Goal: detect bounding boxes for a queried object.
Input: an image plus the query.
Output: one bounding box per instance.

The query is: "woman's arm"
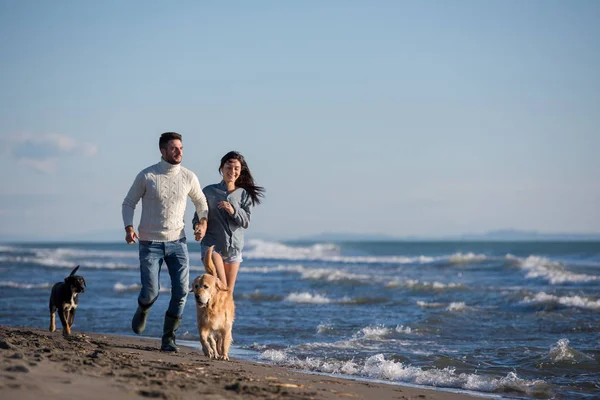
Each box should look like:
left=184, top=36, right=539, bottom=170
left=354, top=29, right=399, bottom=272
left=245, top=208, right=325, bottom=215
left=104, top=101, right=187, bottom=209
left=226, top=191, right=252, bottom=229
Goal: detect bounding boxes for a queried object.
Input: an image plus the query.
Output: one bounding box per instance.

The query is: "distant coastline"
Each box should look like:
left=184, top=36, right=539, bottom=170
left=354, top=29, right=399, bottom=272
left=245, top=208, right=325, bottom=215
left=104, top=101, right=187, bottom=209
left=293, top=229, right=600, bottom=242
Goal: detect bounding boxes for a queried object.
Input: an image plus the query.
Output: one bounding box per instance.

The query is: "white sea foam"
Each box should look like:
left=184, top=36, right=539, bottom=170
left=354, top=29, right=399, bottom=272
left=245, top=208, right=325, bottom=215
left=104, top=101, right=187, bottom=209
left=0, top=281, right=52, bottom=290
left=258, top=352, right=549, bottom=396
left=388, top=279, right=465, bottom=291
left=522, top=292, right=600, bottom=310
left=417, top=301, right=446, bottom=308
left=241, top=264, right=306, bottom=274
left=299, top=268, right=372, bottom=282
left=316, top=323, right=334, bottom=334
left=244, top=240, right=339, bottom=260
left=284, top=292, right=333, bottom=304
left=241, top=264, right=373, bottom=283
left=37, top=248, right=138, bottom=259
left=284, top=292, right=353, bottom=304
left=513, top=255, right=599, bottom=284
left=112, top=282, right=171, bottom=293
left=0, top=246, right=21, bottom=253
left=395, top=325, right=413, bottom=334
left=113, top=282, right=141, bottom=292
left=446, top=302, right=469, bottom=312
left=297, top=324, right=416, bottom=351
left=196, top=239, right=493, bottom=267
left=547, top=339, right=594, bottom=362
left=1, top=255, right=134, bottom=270
left=243, top=239, right=436, bottom=264
left=448, top=252, right=488, bottom=263
left=355, top=325, right=394, bottom=340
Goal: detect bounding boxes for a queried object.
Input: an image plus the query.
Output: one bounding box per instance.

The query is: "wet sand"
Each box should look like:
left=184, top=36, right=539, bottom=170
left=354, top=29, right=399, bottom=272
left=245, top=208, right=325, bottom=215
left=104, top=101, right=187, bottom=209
left=0, top=325, right=482, bottom=400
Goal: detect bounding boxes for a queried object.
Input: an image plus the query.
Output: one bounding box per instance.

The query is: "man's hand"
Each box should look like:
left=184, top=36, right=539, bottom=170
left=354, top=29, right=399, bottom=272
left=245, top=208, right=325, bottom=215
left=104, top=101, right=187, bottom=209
left=125, top=225, right=138, bottom=244
left=194, top=219, right=207, bottom=241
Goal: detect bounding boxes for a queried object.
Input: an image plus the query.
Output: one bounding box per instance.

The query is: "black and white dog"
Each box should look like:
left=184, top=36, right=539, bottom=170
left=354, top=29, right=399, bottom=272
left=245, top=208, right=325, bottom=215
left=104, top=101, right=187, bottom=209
left=49, top=265, right=86, bottom=337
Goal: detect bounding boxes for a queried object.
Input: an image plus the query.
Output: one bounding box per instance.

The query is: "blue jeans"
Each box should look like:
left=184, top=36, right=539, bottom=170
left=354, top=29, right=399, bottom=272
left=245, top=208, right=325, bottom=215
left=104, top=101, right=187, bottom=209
left=138, top=238, right=189, bottom=318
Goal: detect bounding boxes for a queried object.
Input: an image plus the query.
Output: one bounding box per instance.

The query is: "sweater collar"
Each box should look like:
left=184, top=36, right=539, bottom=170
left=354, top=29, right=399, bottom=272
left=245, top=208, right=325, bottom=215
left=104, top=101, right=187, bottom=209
left=218, top=180, right=239, bottom=193
left=159, top=158, right=181, bottom=175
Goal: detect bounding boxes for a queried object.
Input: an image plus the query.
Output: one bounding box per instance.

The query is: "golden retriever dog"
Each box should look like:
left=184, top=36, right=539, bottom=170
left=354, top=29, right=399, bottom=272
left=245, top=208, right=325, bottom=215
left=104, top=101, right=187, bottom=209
left=190, top=246, right=235, bottom=360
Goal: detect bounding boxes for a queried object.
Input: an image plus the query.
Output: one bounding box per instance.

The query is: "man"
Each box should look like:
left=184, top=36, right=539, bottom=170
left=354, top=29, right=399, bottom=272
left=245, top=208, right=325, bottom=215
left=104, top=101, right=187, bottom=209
left=122, top=132, right=208, bottom=352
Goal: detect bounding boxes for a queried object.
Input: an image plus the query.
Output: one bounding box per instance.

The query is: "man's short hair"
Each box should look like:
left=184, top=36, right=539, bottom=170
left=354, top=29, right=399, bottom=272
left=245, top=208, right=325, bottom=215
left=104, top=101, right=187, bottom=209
left=159, top=132, right=183, bottom=149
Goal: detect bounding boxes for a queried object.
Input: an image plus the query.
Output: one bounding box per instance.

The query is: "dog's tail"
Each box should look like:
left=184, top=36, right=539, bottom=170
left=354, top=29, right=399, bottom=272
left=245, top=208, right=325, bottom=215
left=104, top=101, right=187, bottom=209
left=69, top=265, right=80, bottom=277
left=204, top=246, right=217, bottom=277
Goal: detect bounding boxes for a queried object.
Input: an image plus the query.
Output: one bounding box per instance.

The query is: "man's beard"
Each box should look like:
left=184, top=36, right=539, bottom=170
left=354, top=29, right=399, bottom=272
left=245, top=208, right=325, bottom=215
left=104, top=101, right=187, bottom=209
left=165, top=155, right=182, bottom=165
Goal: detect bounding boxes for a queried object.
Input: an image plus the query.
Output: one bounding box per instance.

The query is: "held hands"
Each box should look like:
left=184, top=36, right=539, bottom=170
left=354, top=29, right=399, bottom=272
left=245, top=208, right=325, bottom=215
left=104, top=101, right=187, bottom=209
left=125, top=226, right=138, bottom=244
left=218, top=201, right=234, bottom=215
left=194, top=220, right=207, bottom=242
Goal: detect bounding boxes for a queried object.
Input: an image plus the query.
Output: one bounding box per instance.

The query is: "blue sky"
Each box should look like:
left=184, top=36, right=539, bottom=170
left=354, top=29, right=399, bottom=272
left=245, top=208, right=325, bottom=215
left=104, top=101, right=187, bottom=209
left=1, top=1, right=598, bottom=241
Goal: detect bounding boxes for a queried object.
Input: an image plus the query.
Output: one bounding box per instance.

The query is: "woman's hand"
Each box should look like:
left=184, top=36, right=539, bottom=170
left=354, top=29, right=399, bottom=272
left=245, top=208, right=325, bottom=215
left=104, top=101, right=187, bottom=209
left=218, top=201, right=235, bottom=215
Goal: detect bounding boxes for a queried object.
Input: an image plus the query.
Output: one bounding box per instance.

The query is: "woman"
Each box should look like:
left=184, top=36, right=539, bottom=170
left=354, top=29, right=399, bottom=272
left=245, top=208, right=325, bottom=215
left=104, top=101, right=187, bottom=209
left=192, top=151, right=265, bottom=294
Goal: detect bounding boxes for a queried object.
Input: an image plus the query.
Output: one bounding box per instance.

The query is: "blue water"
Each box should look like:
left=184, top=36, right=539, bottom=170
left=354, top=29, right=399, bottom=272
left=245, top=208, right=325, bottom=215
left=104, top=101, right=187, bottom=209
left=1, top=240, right=599, bottom=399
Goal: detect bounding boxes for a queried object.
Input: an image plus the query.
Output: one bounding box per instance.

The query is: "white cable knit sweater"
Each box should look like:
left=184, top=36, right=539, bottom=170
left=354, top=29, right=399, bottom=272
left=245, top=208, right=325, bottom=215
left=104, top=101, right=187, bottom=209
left=122, top=159, right=208, bottom=242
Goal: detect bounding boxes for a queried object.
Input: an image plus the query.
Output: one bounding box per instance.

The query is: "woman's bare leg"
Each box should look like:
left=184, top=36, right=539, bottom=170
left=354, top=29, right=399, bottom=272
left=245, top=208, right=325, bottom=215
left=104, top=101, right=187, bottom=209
left=224, top=262, right=240, bottom=294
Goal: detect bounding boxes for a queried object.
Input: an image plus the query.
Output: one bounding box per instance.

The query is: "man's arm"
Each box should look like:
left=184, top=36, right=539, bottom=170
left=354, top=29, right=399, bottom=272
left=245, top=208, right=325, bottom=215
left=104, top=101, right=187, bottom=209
left=189, top=175, right=208, bottom=241
left=122, top=172, right=145, bottom=244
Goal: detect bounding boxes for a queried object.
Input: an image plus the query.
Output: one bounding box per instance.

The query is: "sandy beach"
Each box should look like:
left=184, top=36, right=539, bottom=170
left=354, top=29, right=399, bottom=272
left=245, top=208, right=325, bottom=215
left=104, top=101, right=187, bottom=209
left=0, top=325, right=484, bottom=400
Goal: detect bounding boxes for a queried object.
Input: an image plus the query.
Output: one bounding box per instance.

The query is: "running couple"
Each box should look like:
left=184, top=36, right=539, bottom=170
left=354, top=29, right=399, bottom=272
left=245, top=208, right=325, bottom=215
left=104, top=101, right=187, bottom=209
left=121, top=132, right=264, bottom=352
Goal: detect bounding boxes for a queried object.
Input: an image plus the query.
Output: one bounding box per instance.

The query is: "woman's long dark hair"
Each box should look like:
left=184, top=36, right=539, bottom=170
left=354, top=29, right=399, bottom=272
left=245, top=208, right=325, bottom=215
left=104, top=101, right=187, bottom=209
left=220, top=151, right=265, bottom=206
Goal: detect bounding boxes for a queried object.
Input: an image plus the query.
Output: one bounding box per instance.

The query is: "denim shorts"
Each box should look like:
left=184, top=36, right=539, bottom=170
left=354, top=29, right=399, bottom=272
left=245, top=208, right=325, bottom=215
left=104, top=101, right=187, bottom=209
left=201, top=244, right=243, bottom=264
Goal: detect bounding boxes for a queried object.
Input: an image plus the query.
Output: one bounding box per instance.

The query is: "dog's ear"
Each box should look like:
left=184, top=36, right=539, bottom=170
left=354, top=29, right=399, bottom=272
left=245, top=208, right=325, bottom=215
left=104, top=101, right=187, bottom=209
left=216, top=279, right=229, bottom=292
left=69, top=265, right=80, bottom=277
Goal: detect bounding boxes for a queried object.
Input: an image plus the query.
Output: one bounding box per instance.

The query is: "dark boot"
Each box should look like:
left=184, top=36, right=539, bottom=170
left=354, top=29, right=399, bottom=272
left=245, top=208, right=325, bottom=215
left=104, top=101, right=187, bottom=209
left=131, top=304, right=150, bottom=334
left=161, top=313, right=181, bottom=352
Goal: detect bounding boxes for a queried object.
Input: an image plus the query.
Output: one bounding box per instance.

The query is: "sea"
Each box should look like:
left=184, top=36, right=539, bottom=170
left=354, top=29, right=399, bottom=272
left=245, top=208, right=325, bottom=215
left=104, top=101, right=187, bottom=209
left=1, top=240, right=599, bottom=399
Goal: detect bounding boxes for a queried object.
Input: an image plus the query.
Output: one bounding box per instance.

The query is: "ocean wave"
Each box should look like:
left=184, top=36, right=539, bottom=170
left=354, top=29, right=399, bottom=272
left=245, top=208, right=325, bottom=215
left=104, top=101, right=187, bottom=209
left=284, top=292, right=341, bottom=304
left=244, top=240, right=340, bottom=259
left=316, top=323, right=336, bottom=334
left=415, top=301, right=472, bottom=312
left=284, top=291, right=369, bottom=305
left=386, top=279, right=466, bottom=291
left=547, top=339, right=595, bottom=363
left=39, top=248, right=138, bottom=259
left=509, top=255, right=599, bottom=284
left=241, top=264, right=306, bottom=274
left=416, top=301, right=446, bottom=308
left=258, top=352, right=550, bottom=397
left=0, top=245, right=138, bottom=259
left=242, top=240, right=505, bottom=267
left=0, top=281, right=52, bottom=290
left=241, top=264, right=373, bottom=283
left=448, top=252, right=488, bottom=264
left=354, top=325, right=394, bottom=340
left=299, top=268, right=372, bottom=282
left=446, top=302, right=469, bottom=312
left=522, top=292, right=600, bottom=310
left=395, top=325, right=413, bottom=334
left=237, top=290, right=283, bottom=302
left=244, top=240, right=437, bottom=264
left=0, top=255, right=135, bottom=270
left=314, top=324, right=415, bottom=346
left=112, top=282, right=171, bottom=293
